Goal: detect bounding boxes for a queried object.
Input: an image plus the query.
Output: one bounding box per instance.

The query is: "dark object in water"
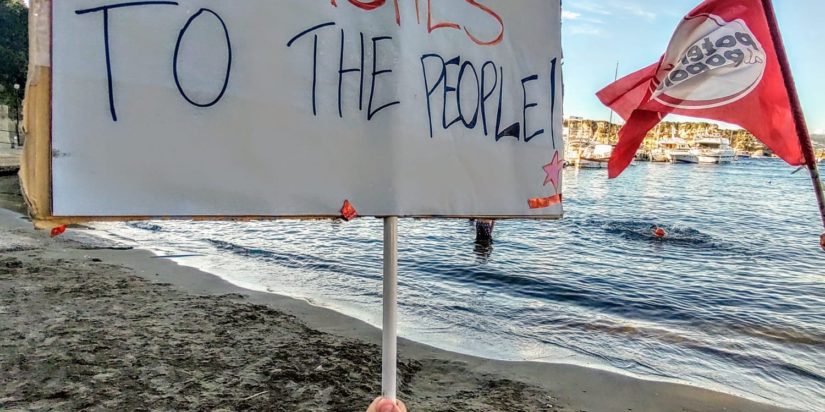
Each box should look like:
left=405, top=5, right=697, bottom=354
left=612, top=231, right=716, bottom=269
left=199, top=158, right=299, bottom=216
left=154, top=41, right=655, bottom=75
left=475, top=219, right=495, bottom=243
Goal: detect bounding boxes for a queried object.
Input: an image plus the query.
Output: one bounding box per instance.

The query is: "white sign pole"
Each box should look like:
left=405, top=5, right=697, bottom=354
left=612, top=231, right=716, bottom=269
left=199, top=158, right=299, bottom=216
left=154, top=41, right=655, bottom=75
left=382, top=216, right=399, bottom=401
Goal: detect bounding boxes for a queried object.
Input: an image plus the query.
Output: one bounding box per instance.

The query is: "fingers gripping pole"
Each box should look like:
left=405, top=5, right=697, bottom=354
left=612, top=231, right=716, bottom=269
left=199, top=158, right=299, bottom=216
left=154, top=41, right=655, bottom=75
left=382, top=217, right=398, bottom=401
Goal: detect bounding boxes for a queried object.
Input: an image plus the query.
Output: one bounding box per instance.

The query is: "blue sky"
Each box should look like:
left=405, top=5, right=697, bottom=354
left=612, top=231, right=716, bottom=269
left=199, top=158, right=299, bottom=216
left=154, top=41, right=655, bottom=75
left=562, top=0, right=825, bottom=134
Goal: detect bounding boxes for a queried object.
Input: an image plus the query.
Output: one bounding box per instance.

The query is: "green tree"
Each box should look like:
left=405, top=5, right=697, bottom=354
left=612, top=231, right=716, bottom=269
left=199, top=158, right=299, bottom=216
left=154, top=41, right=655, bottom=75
left=0, top=0, right=28, bottom=117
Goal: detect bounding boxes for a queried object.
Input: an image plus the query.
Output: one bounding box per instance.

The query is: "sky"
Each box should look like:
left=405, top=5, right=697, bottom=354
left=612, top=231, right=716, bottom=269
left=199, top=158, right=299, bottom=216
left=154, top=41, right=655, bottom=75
left=562, top=0, right=825, bottom=134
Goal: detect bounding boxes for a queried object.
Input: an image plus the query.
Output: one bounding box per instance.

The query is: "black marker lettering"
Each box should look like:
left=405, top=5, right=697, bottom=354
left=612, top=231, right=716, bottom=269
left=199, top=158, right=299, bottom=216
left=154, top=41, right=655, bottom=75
left=338, top=30, right=365, bottom=118
left=287, top=22, right=337, bottom=116
left=495, top=66, right=520, bottom=141
left=549, top=57, right=557, bottom=149
left=421, top=53, right=446, bottom=138
left=456, top=60, right=480, bottom=129
left=75, top=1, right=179, bottom=122
left=367, top=36, right=400, bottom=120
left=442, top=56, right=461, bottom=129
left=173, top=8, right=232, bottom=108
left=479, top=61, right=497, bottom=136
left=521, top=74, right=544, bottom=142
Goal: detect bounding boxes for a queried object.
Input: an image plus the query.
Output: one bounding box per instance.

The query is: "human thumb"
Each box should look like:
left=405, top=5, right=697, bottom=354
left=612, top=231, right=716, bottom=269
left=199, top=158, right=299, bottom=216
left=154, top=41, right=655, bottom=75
left=378, top=399, right=397, bottom=412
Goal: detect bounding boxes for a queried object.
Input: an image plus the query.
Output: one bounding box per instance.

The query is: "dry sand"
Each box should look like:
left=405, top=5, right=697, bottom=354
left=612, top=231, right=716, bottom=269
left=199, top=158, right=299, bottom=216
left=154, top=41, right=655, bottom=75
left=0, top=176, right=798, bottom=411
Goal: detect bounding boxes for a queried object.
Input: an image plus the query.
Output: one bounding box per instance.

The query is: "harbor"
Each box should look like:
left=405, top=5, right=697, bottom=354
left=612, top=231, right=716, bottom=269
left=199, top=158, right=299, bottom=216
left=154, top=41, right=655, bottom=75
left=563, top=116, right=825, bottom=169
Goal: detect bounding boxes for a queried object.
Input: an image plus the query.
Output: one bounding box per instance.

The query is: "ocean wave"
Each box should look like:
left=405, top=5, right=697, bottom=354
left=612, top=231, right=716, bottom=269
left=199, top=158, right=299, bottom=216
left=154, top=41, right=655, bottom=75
left=687, top=343, right=825, bottom=383
left=126, top=221, right=163, bottom=232
left=206, top=239, right=380, bottom=281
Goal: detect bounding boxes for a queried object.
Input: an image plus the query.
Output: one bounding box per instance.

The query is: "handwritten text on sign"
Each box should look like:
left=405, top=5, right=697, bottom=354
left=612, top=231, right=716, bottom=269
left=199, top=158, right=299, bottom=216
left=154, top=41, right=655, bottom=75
left=52, top=0, right=563, bottom=218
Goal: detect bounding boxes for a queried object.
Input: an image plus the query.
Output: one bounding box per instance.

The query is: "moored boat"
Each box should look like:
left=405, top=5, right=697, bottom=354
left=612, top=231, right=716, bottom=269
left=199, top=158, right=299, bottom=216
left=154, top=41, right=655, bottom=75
left=576, top=144, right=613, bottom=169
left=651, top=138, right=697, bottom=163
left=670, top=148, right=699, bottom=164
left=693, top=137, right=736, bottom=164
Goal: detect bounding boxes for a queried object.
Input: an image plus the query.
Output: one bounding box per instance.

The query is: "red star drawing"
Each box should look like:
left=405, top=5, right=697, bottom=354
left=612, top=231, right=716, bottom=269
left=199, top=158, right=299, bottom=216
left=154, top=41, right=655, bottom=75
left=543, top=151, right=563, bottom=192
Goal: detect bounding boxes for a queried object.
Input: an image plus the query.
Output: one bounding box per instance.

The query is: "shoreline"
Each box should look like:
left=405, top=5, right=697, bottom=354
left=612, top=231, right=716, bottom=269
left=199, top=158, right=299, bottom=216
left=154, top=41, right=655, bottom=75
left=0, top=205, right=799, bottom=411
left=90, top=228, right=788, bottom=407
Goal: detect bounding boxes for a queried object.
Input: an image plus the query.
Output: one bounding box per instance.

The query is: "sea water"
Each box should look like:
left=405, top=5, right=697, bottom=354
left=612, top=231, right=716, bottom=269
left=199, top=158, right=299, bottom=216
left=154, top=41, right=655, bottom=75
left=88, top=159, right=825, bottom=410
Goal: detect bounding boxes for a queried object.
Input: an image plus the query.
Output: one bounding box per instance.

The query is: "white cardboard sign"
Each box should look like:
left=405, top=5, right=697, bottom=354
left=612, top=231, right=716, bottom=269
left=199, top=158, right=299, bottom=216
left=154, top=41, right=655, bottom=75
left=51, top=0, right=564, bottom=218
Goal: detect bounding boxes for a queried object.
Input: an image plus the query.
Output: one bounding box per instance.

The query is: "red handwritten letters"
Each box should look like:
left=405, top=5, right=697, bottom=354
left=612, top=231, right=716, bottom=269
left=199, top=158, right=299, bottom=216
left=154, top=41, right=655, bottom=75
left=331, top=0, right=504, bottom=45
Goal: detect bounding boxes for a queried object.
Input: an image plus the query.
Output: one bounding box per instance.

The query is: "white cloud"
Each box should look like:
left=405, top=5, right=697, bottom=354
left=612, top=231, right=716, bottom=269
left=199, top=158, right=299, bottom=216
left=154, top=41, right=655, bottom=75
left=561, top=5, right=605, bottom=25
left=562, top=11, right=581, bottom=20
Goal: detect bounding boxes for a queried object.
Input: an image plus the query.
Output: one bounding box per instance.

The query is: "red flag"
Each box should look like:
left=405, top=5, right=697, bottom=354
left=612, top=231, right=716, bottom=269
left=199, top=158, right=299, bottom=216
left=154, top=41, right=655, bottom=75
left=597, top=0, right=806, bottom=178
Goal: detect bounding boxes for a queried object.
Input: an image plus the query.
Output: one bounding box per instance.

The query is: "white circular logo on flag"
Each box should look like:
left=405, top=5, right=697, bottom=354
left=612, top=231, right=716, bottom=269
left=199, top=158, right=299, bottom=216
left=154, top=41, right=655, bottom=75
left=653, top=14, right=767, bottom=109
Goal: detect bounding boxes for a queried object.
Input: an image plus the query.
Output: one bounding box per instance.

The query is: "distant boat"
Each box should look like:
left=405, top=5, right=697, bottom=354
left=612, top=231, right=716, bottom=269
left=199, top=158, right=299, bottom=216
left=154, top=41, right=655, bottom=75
left=670, top=147, right=699, bottom=164
left=693, top=137, right=736, bottom=164
left=736, top=151, right=751, bottom=160
left=576, top=144, right=613, bottom=169
left=650, top=140, right=674, bottom=163
left=651, top=138, right=697, bottom=163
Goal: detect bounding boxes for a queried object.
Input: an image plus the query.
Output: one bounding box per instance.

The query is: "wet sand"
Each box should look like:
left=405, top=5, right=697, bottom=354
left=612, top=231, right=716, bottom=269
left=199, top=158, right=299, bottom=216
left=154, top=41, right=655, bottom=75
left=0, top=176, right=798, bottom=411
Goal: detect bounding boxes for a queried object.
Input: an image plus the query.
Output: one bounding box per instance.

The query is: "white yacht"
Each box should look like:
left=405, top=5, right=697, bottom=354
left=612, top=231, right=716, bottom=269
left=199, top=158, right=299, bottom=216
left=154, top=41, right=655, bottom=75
left=693, top=137, right=736, bottom=164
left=670, top=142, right=699, bottom=164
left=651, top=138, right=697, bottom=163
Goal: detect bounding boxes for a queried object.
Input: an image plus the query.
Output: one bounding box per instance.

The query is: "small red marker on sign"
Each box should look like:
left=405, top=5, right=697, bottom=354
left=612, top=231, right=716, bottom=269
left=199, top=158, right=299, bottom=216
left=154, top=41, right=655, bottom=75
left=340, top=200, right=358, bottom=221
left=50, top=225, right=67, bottom=238
left=528, top=195, right=562, bottom=210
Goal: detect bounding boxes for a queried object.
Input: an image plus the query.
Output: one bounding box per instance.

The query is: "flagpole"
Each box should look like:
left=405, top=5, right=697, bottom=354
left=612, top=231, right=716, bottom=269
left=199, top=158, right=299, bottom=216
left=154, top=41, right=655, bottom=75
left=382, top=216, right=398, bottom=401
left=607, top=61, right=619, bottom=141
left=762, top=0, right=825, bottom=248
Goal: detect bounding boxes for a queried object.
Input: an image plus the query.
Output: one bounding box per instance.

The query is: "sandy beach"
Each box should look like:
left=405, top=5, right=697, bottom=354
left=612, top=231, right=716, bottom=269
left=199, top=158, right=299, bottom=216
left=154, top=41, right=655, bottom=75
left=0, top=176, right=799, bottom=411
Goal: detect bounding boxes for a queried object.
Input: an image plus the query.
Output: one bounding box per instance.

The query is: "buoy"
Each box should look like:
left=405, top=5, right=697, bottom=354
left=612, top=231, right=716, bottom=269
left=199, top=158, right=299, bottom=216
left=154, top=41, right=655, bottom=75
left=653, top=227, right=667, bottom=239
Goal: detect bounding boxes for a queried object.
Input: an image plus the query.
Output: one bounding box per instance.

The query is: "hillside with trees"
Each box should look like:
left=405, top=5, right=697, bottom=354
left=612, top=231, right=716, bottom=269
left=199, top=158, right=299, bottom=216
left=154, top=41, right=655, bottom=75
left=0, top=0, right=28, bottom=119
left=564, top=117, right=763, bottom=151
